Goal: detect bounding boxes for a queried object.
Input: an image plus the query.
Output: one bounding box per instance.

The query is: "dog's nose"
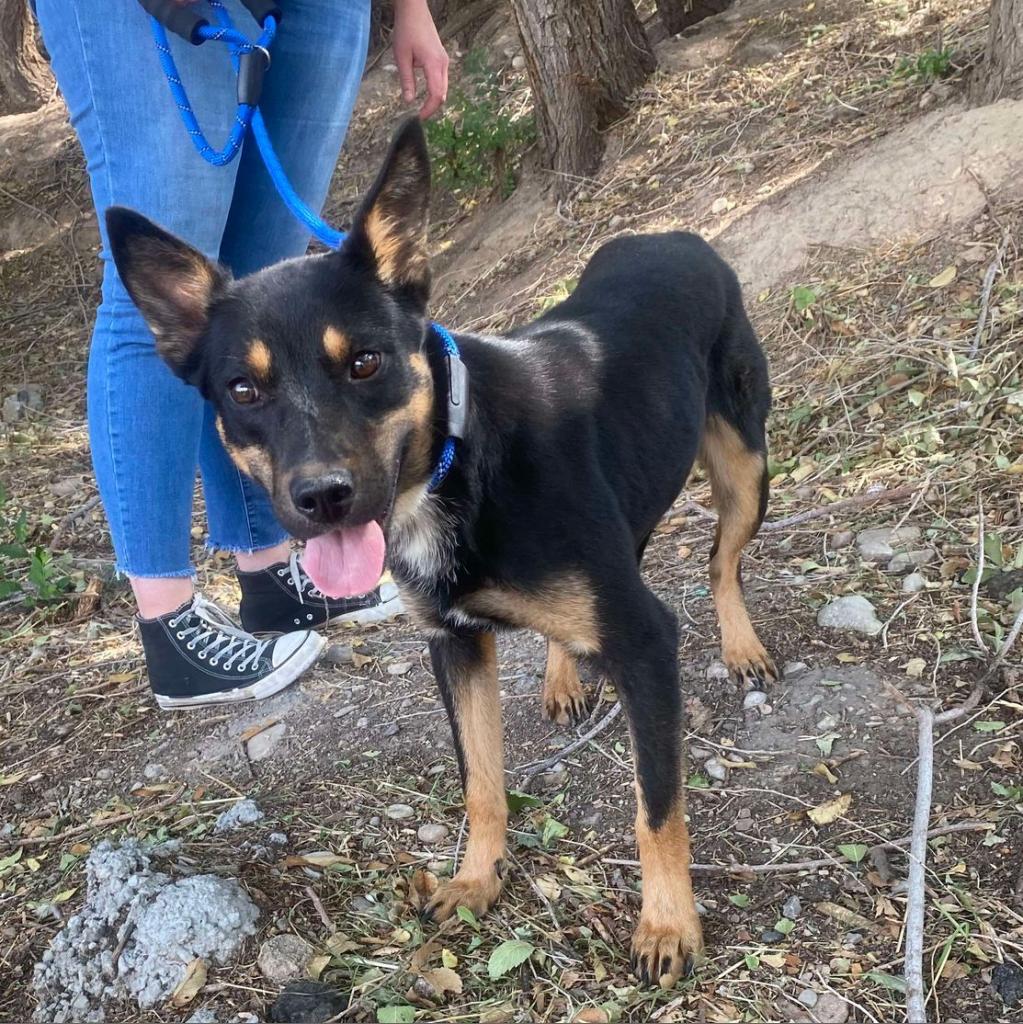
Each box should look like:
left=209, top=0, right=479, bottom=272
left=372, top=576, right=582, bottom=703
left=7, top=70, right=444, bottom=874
left=290, top=471, right=355, bottom=523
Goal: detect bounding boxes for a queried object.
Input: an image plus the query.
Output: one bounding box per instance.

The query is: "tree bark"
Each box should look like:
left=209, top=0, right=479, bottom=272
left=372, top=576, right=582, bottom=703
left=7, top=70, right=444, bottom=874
left=509, top=0, right=655, bottom=196
left=972, top=0, right=1023, bottom=103
left=657, top=0, right=733, bottom=37
left=0, top=0, right=50, bottom=116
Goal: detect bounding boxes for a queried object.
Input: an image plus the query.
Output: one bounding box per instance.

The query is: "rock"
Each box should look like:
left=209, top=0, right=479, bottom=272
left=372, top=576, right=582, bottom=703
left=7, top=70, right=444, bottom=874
left=323, top=644, right=354, bottom=666
left=2, top=385, right=43, bottom=424
left=386, top=661, right=412, bottom=676
left=856, top=525, right=921, bottom=561
left=743, top=690, right=768, bottom=710
left=538, top=762, right=569, bottom=789
left=214, top=799, right=264, bottom=834
left=829, top=530, right=854, bottom=550
left=511, top=54, right=525, bottom=71
left=782, top=895, right=802, bottom=920
left=760, top=703, right=773, bottom=715
left=761, top=929, right=784, bottom=943
left=384, top=803, right=415, bottom=821
left=267, top=980, right=349, bottom=1023
left=417, top=823, right=450, bottom=844
left=96, top=768, right=114, bottom=782
left=268, top=832, right=288, bottom=846
left=246, top=722, right=286, bottom=761
left=887, top=549, right=934, bottom=573
left=609, top=214, right=625, bottom=230
left=379, top=722, right=400, bottom=738
left=143, top=763, right=166, bottom=781
left=258, top=934, right=314, bottom=985
left=704, top=757, right=728, bottom=782
left=811, top=992, right=849, bottom=1023
left=705, top=660, right=730, bottom=681
left=902, top=572, right=927, bottom=593
left=50, top=475, right=84, bottom=499
left=817, top=595, right=882, bottom=636
left=783, top=661, right=809, bottom=677
left=992, top=961, right=1023, bottom=1007
left=187, top=1010, right=218, bottom=1023
left=797, top=989, right=818, bottom=1008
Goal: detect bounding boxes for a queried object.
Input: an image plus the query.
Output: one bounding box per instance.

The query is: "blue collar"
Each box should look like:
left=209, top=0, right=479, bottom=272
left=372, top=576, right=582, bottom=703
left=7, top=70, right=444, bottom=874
left=427, top=322, right=467, bottom=491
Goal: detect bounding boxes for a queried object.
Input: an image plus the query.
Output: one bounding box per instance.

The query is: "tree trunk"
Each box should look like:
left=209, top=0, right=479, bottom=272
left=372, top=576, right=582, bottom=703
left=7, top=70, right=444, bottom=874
left=972, top=0, right=1023, bottom=103
left=0, top=0, right=50, bottom=115
left=657, top=0, right=733, bottom=37
left=509, top=0, right=655, bottom=196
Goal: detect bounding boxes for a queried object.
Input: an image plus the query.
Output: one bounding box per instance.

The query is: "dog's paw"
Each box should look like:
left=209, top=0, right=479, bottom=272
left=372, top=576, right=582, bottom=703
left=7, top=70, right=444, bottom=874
left=422, top=872, right=503, bottom=923
left=543, top=685, right=588, bottom=727
left=724, top=640, right=779, bottom=690
left=630, top=911, right=704, bottom=988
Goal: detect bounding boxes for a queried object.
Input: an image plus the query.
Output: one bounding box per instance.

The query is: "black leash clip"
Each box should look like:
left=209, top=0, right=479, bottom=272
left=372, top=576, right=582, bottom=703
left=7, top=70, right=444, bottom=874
left=445, top=353, right=469, bottom=441
left=237, top=46, right=270, bottom=106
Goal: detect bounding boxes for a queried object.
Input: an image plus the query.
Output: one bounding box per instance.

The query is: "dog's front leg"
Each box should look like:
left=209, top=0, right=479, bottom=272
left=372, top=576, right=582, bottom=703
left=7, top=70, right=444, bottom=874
left=424, top=630, right=507, bottom=921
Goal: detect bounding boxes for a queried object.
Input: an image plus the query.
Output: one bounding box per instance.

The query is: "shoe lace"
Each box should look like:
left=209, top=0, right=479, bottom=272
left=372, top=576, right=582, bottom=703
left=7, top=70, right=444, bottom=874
left=169, top=595, right=273, bottom=671
left=279, top=551, right=324, bottom=604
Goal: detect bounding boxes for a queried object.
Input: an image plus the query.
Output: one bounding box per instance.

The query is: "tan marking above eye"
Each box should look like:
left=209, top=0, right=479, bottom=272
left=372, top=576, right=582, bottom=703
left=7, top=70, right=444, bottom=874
left=323, top=326, right=350, bottom=362
left=245, top=339, right=272, bottom=380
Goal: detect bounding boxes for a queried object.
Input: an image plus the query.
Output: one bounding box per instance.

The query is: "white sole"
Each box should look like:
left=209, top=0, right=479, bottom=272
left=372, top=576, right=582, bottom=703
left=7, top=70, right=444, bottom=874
left=155, top=632, right=327, bottom=710
left=327, top=591, right=405, bottom=626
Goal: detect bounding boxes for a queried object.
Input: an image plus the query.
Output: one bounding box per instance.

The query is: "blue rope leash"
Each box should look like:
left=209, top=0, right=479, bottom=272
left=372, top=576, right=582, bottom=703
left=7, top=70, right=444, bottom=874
left=149, top=2, right=463, bottom=489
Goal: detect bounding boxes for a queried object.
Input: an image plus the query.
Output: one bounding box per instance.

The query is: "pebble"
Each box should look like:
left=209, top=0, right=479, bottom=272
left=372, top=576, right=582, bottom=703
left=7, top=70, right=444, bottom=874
left=816, top=595, right=882, bottom=636
left=761, top=929, right=784, bottom=943
left=743, top=690, right=768, bottom=710
left=356, top=717, right=369, bottom=729
left=511, top=54, right=525, bottom=70
left=258, top=934, right=314, bottom=984
left=2, top=385, right=43, bottom=423
left=887, top=548, right=934, bottom=573
left=214, top=799, right=264, bottom=834
left=385, top=803, right=415, bottom=820
left=705, top=660, right=730, bottom=681
left=797, top=989, right=819, bottom=1008
left=704, top=757, right=728, bottom=782
left=186, top=1009, right=218, bottom=1023
left=386, top=661, right=412, bottom=676
left=811, top=992, right=849, bottom=1023
left=843, top=931, right=864, bottom=947
left=417, top=823, right=450, bottom=844
left=245, top=722, right=286, bottom=761
left=783, top=660, right=809, bottom=677
left=142, top=763, right=166, bottom=781
left=609, top=214, right=625, bottom=230
left=379, top=722, right=400, bottom=738
left=902, top=572, right=927, bottom=593
left=856, top=525, right=921, bottom=561
left=268, top=832, right=289, bottom=846
left=760, top=703, right=773, bottom=715
left=267, top=980, right=349, bottom=1023
left=323, top=644, right=354, bottom=666
left=992, top=961, right=1023, bottom=1007
left=96, top=768, right=113, bottom=782
left=828, top=530, right=854, bottom=550
left=782, top=895, right=802, bottom=919
left=350, top=895, right=375, bottom=913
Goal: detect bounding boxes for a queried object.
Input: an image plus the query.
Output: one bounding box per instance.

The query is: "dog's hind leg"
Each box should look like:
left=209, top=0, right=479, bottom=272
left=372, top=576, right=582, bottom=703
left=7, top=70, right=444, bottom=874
left=542, top=640, right=588, bottom=726
left=699, top=412, right=778, bottom=687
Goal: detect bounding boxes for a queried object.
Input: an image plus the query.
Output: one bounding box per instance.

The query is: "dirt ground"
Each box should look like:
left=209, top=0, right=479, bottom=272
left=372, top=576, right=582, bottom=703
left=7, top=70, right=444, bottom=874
left=2, top=0, right=1022, bottom=1022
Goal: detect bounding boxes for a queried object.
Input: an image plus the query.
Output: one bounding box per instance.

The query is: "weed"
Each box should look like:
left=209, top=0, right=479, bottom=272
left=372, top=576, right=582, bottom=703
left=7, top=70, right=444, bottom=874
left=893, top=46, right=954, bottom=84
left=424, top=50, right=535, bottom=199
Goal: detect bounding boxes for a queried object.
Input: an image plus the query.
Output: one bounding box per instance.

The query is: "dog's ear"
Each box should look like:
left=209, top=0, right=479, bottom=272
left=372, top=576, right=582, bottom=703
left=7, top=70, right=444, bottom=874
left=347, top=116, right=431, bottom=305
left=106, top=207, right=227, bottom=376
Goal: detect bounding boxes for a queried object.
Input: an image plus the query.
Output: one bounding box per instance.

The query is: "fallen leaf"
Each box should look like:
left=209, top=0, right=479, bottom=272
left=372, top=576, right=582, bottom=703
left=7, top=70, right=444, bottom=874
left=535, top=874, right=563, bottom=901
left=441, top=948, right=458, bottom=969
left=488, top=939, right=534, bottom=979
left=813, top=762, right=839, bottom=784
left=815, top=901, right=874, bottom=931
left=421, top=966, right=462, bottom=997
left=351, top=652, right=373, bottom=669
left=572, top=1009, right=610, bottom=1023
left=282, top=851, right=351, bottom=869
left=928, top=265, right=957, bottom=288
left=904, top=657, right=927, bottom=678
left=807, top=793, right=852, bottom=826
left=307, top=954, right=331, bottom=980
left=170, top=958, right=206, bottom=1007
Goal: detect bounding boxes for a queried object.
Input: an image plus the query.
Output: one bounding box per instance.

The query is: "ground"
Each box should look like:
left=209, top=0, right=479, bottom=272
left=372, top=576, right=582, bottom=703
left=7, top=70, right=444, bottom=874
left=1, top=0, right=1022, bottom=1022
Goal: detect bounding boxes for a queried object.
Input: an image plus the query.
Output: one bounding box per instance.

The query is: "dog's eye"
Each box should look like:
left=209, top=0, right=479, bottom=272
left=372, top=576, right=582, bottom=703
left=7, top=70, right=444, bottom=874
left=351, top=351, right=381, bottom=380
left=229, top=378, right=260, bottom=405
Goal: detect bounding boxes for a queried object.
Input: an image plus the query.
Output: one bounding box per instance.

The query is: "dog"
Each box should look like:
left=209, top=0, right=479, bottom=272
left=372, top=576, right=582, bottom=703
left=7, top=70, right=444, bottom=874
left=107, top=116, right=777, bottom=986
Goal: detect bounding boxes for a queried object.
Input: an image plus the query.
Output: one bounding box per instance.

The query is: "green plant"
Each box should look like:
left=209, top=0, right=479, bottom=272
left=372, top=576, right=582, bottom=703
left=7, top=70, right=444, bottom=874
left=0, top=482, right=81, bottom=610
left=893, top=47, right=954, bottom=84
left=424, top=49, right=535, bottom=198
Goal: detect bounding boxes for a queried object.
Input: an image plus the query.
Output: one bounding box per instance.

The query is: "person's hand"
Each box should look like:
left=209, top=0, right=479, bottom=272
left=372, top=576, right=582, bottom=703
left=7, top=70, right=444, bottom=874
left=392, top=0, right=449, bottom=119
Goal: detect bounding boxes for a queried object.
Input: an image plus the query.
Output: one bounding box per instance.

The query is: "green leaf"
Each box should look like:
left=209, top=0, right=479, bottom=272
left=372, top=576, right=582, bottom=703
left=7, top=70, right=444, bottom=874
left=866, top=971, right=908, bottom=993
left=791, top=285, right=818, bottom=312
left=506, top=789, right=542, bottom=813
left=838, top=843, right=869, bottom=864
left=377, top=1006, right=415, bottom=1024
left=744, top=953, right=760, bottom=971
left=984, top=532, right=1003, bottom=567
left=973, top=721, right=1005, bottom=733
left=816, top=732, right=840, bottom=756
left=687, top=773, right=710, bottom=789
left=774, top=917, right=795, bottom=935
left=488, top=939, right=535, bottom=979
left=455, top=905, right=479, bottom=929
left=540, top=816, right=569, bottom=847
left=728, top=893, right=751, bottom=908
left=906, top=389, right=925, bottom=407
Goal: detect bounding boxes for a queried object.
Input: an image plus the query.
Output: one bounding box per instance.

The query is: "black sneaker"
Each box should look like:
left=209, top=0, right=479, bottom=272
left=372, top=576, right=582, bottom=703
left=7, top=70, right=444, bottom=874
left=138, top=595, right=325, bottom=710
left=237, top=553, right=404, bottom=634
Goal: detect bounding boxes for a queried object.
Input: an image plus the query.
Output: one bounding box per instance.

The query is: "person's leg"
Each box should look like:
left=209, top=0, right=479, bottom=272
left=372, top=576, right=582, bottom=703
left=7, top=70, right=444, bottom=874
left=200, top=0, right=371, bottom=562
left=34, top=0, right=247, bottom=617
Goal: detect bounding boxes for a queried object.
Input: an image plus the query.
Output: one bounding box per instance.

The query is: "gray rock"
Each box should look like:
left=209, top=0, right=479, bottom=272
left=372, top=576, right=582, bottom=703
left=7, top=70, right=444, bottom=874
left=50, top=475, right=84, bottom=499
left=214, top=799, right=264, bottom=834
left=811, top=992, right=849, bottom=1023
left=797, top=989, right=818, bottom=1008
left=782, top=895, right=802, bottom=920
left=829, top=530, right=854, bottom=550
left=187, top=1010, right=218, bottom=1023
left=96, top=768, right=114, bottom=782
left=384, top=803, right=415, bottom=820
left=32, top=840, right=258, bottom=1021
left=704, top=757, right=728, bottom=782
left=856, top=525, right=921, bottom=561
left=743, top=690, right=768, bottom=710
left=2, top=385, right=43, bottom=424
left=386, top=661, right=412, bottom=676
left=609, top=214, right=625, bottom=230
left=761, top=929, right=784, bottom=943
left=887, top=549, right=934, bottom=573
left=323, top=644, right=354, bottom=666
left=379, top=722, right=400, bottom=738
left=705, top=660, right=730, bottom=681
left=783, top=661, right=809, bottom=677
left=817, top=595, right=882, bottom=636
left=258, top=934, right=314, bottom=985
left=246, top=722, right=286, bottom=761
left=902, top=572, right=927, bottom=594
left=142, top=763, right=166, bottom=781
left=268, top=832, right=289, bottom=846
left=992, top=961, right=1023, bottom=1007
left=268, top=980, right=349, bottom=1023
left=417, top=823, right=450, bottom=844
left=511, top=54, right=525, bottom=71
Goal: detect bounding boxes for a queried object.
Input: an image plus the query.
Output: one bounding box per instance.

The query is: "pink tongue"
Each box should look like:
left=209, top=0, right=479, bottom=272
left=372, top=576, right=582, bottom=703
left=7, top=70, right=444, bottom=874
left=301, top=521, right=386, bottom=599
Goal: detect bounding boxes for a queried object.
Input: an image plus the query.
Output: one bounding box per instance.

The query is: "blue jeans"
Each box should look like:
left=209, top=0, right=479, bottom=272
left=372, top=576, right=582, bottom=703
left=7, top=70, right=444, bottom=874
left=34, top=0, right=370, bottom=577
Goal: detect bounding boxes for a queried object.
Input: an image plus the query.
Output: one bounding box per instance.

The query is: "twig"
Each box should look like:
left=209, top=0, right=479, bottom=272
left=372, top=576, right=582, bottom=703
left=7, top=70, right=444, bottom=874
left=970, top=230, right=1009, bottom=357
left=305, top=885, right=336, bottom=933
left=983, top=602, right=1023, bottom=682
left=601, top=822, right=991, bottom=873
left=970, top=496, right=987, bottom=656
left=760, top=483, right=920, bottom=532
left=48, top=494, right=100, bottom=551
left=2, top=785, right=187, bottom=849
left=517, top=702, right=623, bottom=790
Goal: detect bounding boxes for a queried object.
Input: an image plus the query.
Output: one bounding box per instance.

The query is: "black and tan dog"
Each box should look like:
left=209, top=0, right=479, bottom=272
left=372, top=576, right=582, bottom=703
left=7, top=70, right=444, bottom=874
left=107, top=117, right=777, bottom=986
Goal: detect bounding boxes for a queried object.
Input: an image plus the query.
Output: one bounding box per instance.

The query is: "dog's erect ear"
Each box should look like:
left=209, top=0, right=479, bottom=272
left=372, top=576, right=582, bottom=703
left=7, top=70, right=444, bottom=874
left=106, top=207, right=227, bottom=375
left=347, top=117, right=431, bottom=304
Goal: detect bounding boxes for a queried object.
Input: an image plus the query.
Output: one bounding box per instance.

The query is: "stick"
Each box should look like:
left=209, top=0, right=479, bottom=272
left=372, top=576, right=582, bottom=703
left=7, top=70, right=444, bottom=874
left=970, top=496, right=987, bottom=655
left=599, top=823, right=991, bottom=874
left=48, top=494, right=101, bottom=551
left=517, top=702, right=623, bottom=790
left=760, top=483, right=919, bottom=532
left=970, top=231, right=1009, bottom=358
left=983, top=601, right=1023, bottom=682
left=305, top=885, right=336, bottom=933
left=905, top=706, right=933, bottom=1024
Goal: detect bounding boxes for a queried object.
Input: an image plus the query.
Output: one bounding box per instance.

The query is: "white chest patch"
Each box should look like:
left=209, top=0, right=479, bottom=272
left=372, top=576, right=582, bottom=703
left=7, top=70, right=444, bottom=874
left=389, top=490, right=456, bottom=584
